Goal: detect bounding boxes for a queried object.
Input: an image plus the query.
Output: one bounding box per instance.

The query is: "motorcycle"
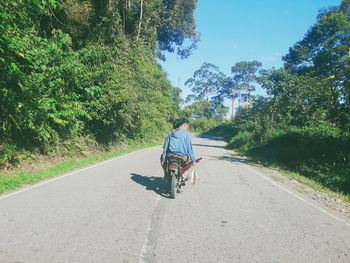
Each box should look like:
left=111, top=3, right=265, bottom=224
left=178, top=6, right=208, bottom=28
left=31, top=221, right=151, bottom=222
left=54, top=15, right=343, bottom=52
left=166, top=157, right=202, bottom=199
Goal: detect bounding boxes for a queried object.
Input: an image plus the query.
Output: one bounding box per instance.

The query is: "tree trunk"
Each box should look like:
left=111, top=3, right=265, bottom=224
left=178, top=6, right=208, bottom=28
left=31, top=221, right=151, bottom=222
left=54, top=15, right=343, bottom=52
left=231, top=96, right=235, bottom=118
left=247, top=90, right=252, bottom=107
left=238, top=92, right=241, bottom=108
left=137, top=0, right=144, bottom=41
left=329, top=85, right=337, bottom=126
left=122, top=0, right=127, bottom=34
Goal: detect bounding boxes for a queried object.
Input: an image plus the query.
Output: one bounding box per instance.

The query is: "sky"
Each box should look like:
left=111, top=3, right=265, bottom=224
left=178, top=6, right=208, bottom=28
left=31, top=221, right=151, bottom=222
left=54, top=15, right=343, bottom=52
left=160, top=0, right=341, bottom=107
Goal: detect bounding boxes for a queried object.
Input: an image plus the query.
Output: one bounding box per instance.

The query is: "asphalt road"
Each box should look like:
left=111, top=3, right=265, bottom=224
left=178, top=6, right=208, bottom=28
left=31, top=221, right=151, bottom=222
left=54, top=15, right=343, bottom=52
left=0, top=135, right=350, bottom=263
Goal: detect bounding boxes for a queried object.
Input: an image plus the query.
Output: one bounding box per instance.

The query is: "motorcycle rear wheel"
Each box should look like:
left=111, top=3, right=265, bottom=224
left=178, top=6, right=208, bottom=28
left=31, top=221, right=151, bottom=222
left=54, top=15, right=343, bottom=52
left=170, top=173, right=177, bottom=199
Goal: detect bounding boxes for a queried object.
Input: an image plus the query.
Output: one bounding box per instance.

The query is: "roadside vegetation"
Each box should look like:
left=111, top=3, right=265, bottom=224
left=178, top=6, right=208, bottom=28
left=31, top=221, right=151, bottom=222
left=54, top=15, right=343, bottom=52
left=0, top=139, right=161, bottom=194
left=1, top=0, right=350, bottom=199
left=0, top=0, right=199, bottom=191
left=190, top=0, right=350, bottom=197
left=204, top=123, right=350, bottom=200
left=0, top=0, right=198, bottom=167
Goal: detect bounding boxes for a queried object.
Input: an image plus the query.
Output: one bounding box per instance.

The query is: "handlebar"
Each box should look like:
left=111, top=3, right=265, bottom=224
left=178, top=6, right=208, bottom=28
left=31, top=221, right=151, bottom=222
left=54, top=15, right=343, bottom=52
left=195, top=157, right=203, bottom=162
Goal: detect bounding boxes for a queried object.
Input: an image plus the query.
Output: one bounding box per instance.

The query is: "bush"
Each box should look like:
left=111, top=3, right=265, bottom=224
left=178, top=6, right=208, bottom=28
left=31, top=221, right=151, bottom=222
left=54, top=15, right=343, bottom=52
left=241, top=126, right=350, bottom=193
left=80, top=43, right=175, bottom=143
left=0, top=9, right=178, bottom=166
left=191, top=119, right=221, bottom=133
left=203, top=122, right=236, bottom=141
left=229, top=131, right=255, bottom=151
left=1, top=30, right=85, bottom=148
left=208, top=110, right=350, bottom=194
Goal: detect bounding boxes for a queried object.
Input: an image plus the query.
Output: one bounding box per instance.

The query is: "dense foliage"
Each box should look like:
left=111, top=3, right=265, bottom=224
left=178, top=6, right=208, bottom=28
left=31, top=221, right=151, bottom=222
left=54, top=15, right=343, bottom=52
left=233, top=1, right=350, bottom=194
left=200, top=0, right=350, bottom=194
left=0, top=0, right=198, bottom=166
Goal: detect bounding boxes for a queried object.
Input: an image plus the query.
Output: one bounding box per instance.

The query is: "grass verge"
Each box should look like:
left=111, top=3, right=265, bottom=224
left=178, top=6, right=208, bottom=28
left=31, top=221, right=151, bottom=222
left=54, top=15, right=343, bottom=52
left=203, top=124, right=350, bottom=204
left=0, top=139, right=162, bottom=195
left=282, top=170, right=350, bottom=203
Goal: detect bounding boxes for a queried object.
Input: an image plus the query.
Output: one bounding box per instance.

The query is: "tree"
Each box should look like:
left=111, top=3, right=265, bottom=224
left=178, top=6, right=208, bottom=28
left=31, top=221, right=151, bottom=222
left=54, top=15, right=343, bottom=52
left=156, top=0, right=200, bottom=58
left=185, top=62, right=226, bottom=101
left=0, top=0, right=197, bottom=167
left=35, top=0, right=199, bottom=58
left=258, top=69, right=326, bottom=127
left=283, top=0, right=350, bottom=127
left=216, top=76, right=239, bottom=118
left=181, top=100, right=228, bottom=122
left=228, top=61, right=262, bottom=117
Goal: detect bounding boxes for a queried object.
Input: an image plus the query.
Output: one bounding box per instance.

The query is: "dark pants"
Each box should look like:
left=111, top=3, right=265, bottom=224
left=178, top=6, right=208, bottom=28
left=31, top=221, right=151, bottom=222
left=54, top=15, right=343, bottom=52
left=166, top=152, right=192, bottom=166
left=161, top=152, right=192, bottom=178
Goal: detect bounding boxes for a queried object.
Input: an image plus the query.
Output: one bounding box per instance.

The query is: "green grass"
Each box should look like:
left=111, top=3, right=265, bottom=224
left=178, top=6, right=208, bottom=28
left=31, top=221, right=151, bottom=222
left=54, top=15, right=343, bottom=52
left=0, top=140, right=161, bottom=195
left=202, top=124, right=350, bottom=203
left=243, top=130, right=350, bottom=194
left=202, top=122, right=235, bottom=141
left=282, top=170, right=350, bottom=203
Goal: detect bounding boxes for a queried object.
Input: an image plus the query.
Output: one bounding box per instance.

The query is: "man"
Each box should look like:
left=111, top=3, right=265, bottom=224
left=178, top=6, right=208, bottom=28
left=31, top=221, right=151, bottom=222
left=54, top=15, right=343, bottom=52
left=160, top=118, right=196, bottom=180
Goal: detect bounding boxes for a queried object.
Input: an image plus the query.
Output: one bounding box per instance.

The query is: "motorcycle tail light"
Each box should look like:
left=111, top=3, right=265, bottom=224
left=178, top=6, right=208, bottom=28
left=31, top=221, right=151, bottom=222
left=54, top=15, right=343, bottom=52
left=169, top=164, right=178, bottom=170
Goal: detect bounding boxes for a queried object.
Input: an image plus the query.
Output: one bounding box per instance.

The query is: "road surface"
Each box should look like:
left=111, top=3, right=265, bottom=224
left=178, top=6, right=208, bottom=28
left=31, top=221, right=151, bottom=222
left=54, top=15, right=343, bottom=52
left=0, top=135, right=350, bottom=262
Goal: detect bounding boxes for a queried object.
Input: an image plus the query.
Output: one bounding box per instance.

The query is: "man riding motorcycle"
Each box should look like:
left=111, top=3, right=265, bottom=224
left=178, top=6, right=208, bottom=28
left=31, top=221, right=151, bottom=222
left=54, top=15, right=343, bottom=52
left=160, top=118, right=196, bottom=181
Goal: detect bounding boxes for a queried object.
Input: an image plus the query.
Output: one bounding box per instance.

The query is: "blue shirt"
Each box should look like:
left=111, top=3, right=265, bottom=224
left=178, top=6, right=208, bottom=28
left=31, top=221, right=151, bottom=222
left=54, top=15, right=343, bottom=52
left=161, top=128, right=195, bottom=164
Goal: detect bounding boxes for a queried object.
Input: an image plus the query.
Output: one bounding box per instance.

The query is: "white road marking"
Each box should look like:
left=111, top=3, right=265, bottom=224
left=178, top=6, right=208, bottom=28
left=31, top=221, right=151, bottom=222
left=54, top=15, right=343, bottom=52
left=0, top=148, right=153, bottom=202
left=244, top=164, right=350, bottom=227
left=138, top=195, right=161, bottom=263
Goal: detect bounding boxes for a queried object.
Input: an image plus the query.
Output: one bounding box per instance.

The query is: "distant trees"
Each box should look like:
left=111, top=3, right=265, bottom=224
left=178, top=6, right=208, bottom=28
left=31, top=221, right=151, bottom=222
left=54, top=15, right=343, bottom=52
left=217, top=0, right=350, bottom=194
left=231, top=61, right=262, bottom=107
left=178, top=0, right=350, bottom=194
left=218, top=61, right=262, bottom=117
left=186, top=0, right=350, bottom=132
left=184, top=62, right=228, bottom=122
left=184, top=61, right=262, bottom=119
left=185, top=63, right=226, bottom=101
left=254, top=0, right=350, bottom=130
left=181, top=100, right=228, bottom=122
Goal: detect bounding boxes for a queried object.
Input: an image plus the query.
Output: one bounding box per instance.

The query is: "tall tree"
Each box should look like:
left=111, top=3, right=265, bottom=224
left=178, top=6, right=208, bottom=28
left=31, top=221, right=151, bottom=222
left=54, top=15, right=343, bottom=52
left=181, top=99, right=228, bottom=121
left=217, top=77, right=240, bottom=118
left=157, top=0, right=200, bottom=58
left=185, top=62, right=226, bottom=101
left=231, top=60, right=262, bottom=108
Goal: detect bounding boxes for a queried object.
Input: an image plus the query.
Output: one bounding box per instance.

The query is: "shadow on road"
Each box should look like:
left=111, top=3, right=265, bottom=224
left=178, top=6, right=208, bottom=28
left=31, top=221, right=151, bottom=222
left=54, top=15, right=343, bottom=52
left=193, top=143, right=226, bottom=149
left=130, top=173, right=171, bottom=198
left=197, top=134, right=224, bottom=141
left=208, top=155, right=255, bottom=165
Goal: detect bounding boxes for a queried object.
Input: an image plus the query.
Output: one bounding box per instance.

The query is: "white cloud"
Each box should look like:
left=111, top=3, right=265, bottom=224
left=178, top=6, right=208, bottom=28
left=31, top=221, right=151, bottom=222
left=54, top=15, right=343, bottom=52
left=267, top=56, right=277, bottom=61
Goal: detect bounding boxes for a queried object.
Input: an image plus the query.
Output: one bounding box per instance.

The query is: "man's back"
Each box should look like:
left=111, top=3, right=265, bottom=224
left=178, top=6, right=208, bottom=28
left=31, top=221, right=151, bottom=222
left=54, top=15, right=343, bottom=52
left=167, top=128, right=192, bottom=157
left=161, top=119, right=195, bottom=165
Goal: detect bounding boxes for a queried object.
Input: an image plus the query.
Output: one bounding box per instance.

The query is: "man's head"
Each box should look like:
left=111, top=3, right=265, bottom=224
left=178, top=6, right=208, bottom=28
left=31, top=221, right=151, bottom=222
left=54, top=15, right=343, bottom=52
left=173, top=118, right=190, bottom=130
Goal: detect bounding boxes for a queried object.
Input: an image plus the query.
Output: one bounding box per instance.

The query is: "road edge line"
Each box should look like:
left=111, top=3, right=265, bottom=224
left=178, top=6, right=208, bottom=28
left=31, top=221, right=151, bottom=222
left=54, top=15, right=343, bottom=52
left=0, top=147, right=157, bottom=202
left=244, top=164, right=350, bottom=227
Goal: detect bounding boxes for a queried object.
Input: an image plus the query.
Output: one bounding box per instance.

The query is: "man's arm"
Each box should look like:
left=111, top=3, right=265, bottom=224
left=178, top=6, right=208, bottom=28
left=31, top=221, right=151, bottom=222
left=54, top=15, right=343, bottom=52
left=161, top=133, right=170, bottom=164
left=186, top=132, right=195, bottom=162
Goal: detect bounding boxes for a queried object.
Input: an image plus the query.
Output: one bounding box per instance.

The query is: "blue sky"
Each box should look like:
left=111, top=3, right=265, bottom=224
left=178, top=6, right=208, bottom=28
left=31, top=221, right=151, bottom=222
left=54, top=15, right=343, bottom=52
left=160, top=0, right=341, bottom=104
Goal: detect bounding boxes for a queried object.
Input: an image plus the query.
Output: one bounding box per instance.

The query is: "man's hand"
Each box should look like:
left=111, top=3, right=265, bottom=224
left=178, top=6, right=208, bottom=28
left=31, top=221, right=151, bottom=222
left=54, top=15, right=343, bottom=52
left=192, top=158, right=202, bottom=166
left=161, top=161, right=166, bottom=169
